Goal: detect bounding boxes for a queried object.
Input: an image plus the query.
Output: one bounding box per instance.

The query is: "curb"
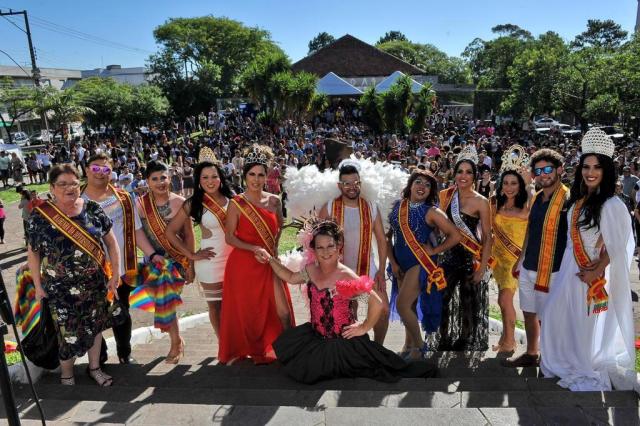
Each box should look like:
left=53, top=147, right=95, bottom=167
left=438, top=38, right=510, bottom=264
left=488, top=317, right=527, bottom=345
left=9, top=311, right=211, bottom=384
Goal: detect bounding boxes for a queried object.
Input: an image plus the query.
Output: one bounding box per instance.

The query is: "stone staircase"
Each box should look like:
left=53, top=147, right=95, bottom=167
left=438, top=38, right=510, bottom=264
left=4, top=320, right=639, bottom=425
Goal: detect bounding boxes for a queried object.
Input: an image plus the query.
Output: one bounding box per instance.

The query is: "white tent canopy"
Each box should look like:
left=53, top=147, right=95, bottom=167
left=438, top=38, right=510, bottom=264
left=375, top=71, right=423, bottom=93
left=316, top=72, right=363, bottom=96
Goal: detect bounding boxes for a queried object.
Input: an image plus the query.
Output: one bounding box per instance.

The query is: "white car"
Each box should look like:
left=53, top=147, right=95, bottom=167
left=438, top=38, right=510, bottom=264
left=534, top=118, right=559, bottom=128
left=557, top=124, right=582, bottom=138
left=10, top=131, right=29, bottom=146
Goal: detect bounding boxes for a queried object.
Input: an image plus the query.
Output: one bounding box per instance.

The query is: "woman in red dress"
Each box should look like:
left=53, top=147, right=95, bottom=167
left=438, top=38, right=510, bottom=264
left=218, top=145, right=294, bottom=364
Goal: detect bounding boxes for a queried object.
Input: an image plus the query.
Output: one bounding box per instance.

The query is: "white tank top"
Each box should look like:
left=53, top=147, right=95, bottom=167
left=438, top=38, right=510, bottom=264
left=328, top=198, right=378, bottom=278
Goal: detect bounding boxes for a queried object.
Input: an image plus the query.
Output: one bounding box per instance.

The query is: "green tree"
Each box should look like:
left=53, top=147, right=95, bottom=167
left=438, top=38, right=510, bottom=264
left=121, top=85, right=170, bottom=129
left=72, top=77, right=130, bottom=130
left=309, top=92, right=329, bottom=116
left=308, top=32, right=335, bottom=55
left=241, top=52, right=291, bottom=112
left=501, top=32, right=569, bottom=117
left=358, top=87, right=384, bottom=134
left=411, top=83, right=435, bottom=135
left=572, top=19, right=628, bottom=50
left=37, top=89, right=93, bottom=141
left=0, top=77, right=37, bottom=143
left=149, top=16, right=283, bottom=116
left=377, top=31, right=408, bottom=45
left=378, top=40, right=471, bottom=84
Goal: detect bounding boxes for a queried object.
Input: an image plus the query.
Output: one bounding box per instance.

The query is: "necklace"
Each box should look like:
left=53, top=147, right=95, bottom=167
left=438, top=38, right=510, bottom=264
left=156, top=200, right=172, bottom=220
left=409, top=201, right=424, bottom=209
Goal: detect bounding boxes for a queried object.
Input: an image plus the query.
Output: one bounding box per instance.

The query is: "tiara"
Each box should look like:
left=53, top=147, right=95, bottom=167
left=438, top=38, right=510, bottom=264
left=246, top=148, right=269, bottom=166
left=198, top=147, right=218, bottom=164
left=581, top=128, right=615, bottom=158
left=500, top=144, right=530, bottom=173
left=456, top=145, right=478, bottom=164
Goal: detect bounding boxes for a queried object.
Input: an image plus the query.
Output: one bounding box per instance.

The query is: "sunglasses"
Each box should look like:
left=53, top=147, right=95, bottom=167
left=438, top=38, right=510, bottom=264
left=534, top=166, right=556, bottom=176
left=89, top=165, right=112, bottom=175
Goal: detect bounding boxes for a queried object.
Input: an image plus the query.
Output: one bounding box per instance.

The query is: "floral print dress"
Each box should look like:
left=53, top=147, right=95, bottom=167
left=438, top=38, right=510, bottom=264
left=28, top=200, right=113, bottom=360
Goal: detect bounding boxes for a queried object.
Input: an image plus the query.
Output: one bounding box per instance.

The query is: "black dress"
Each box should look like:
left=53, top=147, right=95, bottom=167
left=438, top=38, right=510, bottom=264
left=433, top=210, right=489, bottom=351
left=273, top=281, right=436, bottom=384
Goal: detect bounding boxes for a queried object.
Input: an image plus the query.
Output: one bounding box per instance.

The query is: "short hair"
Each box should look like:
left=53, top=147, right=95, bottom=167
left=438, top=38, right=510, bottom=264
left=145, top=160, right=169, bottom=178
left=49, top=164, right=80, bottom=185
left=530, top=148, right=563, bottom=170
left=86, top=152, right=111, bottom=165
left=338, top=164, right=359, bottom=179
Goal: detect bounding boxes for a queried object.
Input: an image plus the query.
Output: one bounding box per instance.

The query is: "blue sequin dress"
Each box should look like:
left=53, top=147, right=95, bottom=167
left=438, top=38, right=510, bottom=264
left=388, top=200, right=443, bottom=334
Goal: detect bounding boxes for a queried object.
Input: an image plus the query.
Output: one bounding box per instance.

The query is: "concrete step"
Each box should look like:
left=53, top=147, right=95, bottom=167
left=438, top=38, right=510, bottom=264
left=34, top=365, right=563, bottom=391
left=8, top=399, right=640, bottom=425
left=14, top=383, right=638, bottom=409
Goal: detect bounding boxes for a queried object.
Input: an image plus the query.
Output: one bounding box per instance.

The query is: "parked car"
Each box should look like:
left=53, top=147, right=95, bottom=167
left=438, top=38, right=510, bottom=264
left=29, top=130, right=51, bottom=144
left=10, top=131, right=30, bottom=146
left=595, top=125, right=624, bottom=142
left=557, top=124, right=582, bottom=139
left=534, top=117, right=559, bottom=128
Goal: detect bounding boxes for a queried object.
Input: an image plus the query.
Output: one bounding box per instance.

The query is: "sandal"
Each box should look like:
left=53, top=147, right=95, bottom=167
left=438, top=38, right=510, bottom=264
left=60, top=376, right=75, bottom=386
left=165, top=338, right=185, bottom=364
left=87, top=367, right=113, bottom=387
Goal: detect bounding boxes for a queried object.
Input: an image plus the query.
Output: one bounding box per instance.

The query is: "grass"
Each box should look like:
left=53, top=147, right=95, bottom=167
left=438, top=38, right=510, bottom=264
left=0, top=183, right=50, bottom=204
left=488, top=304, right=525, bottom=331
left=278, top=224, right=298, bottom=255
left=637, top=350, right=640, bottom=373
left=5, top=351, right=21, bottom=366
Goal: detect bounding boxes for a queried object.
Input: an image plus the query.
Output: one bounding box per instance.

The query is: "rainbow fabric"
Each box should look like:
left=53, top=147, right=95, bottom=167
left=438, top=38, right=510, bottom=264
left=130, top=259, right=185, bottom=331
left=13, top=265, right=41, bottom=335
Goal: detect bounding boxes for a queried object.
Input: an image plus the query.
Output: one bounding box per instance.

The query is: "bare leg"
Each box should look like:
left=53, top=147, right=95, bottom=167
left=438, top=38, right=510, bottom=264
left=272, top=275, right=292, bottom=329
left=373, top=288, right=390, bottom=345
left=523, top=311, right=540, bottom=355
left=396, top=266, right=423, bottom=358
left=497, top=289, right=517, bottom=351
left=200, top=282, right=222, bottom=337
left=166, top=318, right=183, bottom=357
left=60, top=358, right=75, bottom=380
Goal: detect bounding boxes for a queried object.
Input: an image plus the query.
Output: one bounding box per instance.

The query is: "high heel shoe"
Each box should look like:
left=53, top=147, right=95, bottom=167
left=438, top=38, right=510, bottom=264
left=165, top=338, right=185, bottom=364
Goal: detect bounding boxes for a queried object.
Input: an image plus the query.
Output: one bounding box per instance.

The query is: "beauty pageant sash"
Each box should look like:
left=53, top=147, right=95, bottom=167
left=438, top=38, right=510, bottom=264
left=202, top=193, right=227, bottom=230
left=332, top=196, right=372, bottom=276
left=232, top=195, right=277, bottom=256
left=450, top=189, right=496, bottom=270
left=398, top=199, right=446, bottom=293
left=571, top=198, right=607, bottom=314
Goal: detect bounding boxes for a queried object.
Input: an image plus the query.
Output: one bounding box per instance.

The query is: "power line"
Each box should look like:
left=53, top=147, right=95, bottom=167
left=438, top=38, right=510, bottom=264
left=1, top=14, right=24, bottom=33
left=0, top=48, right=30, bottom=76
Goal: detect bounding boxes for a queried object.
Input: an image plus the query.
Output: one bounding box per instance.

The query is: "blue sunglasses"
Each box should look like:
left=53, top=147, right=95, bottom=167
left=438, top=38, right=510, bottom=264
left=534, top=166, right=556, bottom=176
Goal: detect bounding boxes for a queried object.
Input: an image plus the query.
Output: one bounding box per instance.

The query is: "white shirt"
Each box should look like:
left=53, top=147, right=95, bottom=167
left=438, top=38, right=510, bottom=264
left=327, top=198, right=379, bottom=279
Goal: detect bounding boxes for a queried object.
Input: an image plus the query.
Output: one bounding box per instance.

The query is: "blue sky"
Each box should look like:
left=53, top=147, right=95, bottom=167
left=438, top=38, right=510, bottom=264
left=0, top=0, right=637, bottom=71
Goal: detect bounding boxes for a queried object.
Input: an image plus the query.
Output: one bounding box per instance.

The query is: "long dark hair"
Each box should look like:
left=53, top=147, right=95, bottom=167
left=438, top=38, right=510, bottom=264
left=454, top=159, right=478, bottom=182
left=401, top=170, right=438, bottom=205
left=496, top=170, right=528, bottom=210
left=187, top=161, right=234, bottom=225
left=568, top=153, right=617, bottom=230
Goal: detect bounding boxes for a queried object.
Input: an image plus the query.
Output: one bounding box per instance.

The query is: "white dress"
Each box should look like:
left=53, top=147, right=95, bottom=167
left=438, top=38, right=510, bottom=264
left=195, top=204, right=231, bottom=293
left=540, top=197, right=635, bottom=391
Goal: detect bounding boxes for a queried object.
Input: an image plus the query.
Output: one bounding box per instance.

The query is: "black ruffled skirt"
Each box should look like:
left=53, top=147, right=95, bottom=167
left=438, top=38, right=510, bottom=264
left=273, top=323, right=437, bottom=384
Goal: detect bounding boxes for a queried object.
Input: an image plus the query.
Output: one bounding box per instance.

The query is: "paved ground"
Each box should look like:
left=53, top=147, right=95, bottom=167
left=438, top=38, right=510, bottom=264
left=2, top=195, right=640, bottom=338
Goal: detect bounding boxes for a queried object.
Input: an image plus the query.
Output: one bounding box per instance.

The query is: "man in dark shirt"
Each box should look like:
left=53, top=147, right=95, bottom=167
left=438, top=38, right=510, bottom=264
left=504, top=149, right=568, bottom=367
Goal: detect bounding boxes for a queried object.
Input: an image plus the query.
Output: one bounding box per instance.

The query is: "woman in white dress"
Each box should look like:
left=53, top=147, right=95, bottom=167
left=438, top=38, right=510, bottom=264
left=166, top=156, right=234, bottom=337
left=540, top=129, right=635, bottom=391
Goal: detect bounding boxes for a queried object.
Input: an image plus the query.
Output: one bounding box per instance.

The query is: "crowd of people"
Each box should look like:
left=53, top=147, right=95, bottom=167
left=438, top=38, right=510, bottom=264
left=7, top=103, right=638, bottom=391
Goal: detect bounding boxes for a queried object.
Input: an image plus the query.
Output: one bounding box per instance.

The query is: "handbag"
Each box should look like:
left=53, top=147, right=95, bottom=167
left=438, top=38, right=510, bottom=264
left=20, top=299, right=60, bottom=370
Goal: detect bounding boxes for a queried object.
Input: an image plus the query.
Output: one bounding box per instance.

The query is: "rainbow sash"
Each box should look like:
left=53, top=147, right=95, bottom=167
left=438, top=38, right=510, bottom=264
left=13, top=265, right=40, bottom=335
left=140, top=192, right=190, bottom=270
left=202, top=193, right=227, bottom=230
left=533, top=184, right=568, bottom=292
left=332, top=197, right=372, bottom=276
left=398, top=199, right=446, bottom=293
left=35, top=201, right=113, bottom=280
left=232, top=195, right=277, bottom=256
left=571, top=198, right=607, bottom=314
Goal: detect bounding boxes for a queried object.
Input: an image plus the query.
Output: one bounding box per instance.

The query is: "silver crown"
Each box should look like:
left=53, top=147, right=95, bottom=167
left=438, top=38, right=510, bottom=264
left=581, top=128, right=615, bottom=158
left=246, top=148, right=269, bottom=166
left=500, top=144, right=530, bottom=173
left=456, top=145, right=478, bottom=164
left=198, top=147, right=218, bottom=164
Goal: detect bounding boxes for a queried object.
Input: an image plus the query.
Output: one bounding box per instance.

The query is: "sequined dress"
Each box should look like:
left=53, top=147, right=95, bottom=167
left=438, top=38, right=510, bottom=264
left=434, top=209, right=489, bottom=351
left=273, top=281, right=437, bottom=384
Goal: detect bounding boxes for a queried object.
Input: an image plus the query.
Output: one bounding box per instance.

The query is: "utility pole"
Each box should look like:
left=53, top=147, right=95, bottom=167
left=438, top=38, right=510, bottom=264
left=0, top=8, right=50, bottom=138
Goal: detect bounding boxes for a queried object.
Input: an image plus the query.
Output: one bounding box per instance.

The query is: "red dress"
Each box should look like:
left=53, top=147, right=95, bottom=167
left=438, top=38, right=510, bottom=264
left=218, top=199, right=294, bottom=364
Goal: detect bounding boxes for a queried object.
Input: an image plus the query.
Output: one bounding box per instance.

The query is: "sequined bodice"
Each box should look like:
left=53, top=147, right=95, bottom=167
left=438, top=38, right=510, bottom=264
left=308, top=282, right=357, bottom=338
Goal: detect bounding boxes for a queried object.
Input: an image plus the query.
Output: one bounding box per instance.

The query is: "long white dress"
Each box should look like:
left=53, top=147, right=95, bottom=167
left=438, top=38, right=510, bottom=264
left=540, top=197, right=635, bottom=391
